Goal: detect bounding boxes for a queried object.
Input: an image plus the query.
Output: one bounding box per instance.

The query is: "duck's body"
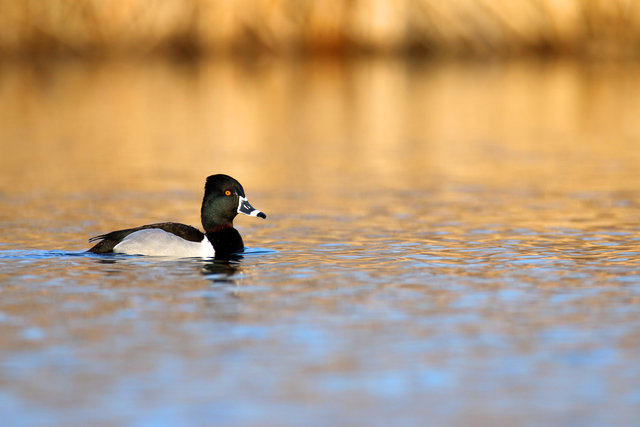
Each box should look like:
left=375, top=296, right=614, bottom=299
left=89, top=223, right=217, bottom=257
left=88, top=174, right=266, bottom=258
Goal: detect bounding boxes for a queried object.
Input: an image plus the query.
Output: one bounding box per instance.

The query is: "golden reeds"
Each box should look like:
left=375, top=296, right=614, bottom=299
left=0, top=0, right=639, bottom=58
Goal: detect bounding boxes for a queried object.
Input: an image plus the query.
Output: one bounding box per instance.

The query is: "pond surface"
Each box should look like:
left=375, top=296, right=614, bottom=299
left=1, top=58, right=640, bottom=426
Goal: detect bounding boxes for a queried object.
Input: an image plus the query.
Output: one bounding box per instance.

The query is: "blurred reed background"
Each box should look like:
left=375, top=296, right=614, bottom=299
left=0, top=0, right=639, bottom=59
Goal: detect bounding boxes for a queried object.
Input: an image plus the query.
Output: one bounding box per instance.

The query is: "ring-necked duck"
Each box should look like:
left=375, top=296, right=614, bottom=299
left=88, top=174, right=266, bottom=257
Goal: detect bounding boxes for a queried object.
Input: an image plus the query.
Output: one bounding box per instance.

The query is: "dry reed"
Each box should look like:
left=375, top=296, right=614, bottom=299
left=0, top=0, right=639, bottom=59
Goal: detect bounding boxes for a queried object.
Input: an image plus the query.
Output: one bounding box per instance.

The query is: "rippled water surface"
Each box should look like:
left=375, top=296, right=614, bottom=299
left=1, top=58, right=640, bottom=426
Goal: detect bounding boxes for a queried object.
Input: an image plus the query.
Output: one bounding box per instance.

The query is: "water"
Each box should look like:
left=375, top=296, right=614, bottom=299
left=1, top=58, right=640, bottom=426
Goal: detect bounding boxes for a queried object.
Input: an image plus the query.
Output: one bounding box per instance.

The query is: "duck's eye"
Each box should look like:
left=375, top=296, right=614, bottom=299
left=224, top=190, right=232, bottom=196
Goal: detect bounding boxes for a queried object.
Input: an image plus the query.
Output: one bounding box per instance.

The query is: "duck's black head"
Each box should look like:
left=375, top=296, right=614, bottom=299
left=201, top=174, right=266, bottom=233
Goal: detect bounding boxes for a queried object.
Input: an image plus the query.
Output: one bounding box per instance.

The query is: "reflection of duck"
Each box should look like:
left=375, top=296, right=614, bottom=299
left=202, top=258, right=242, bottom=283
left=88, top=174, right=266, bottom=257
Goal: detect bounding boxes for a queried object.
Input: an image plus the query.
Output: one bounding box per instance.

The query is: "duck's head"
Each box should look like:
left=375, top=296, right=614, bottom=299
left=201, top=174, right=266, bottom=232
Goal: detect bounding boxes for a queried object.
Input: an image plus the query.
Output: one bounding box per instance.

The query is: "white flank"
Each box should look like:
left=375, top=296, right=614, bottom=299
left=113, top=229, right=215, bottom=257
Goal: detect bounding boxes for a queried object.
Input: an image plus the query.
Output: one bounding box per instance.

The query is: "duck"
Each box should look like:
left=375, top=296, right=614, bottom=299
left=88, top=174, right=266, bottom=257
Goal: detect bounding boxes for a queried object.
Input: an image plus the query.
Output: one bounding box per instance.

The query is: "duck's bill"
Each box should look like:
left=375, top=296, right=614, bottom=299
left=237, top=196, right=267, bottom=219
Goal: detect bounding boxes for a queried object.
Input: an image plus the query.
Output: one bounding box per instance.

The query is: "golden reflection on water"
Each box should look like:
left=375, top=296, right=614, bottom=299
left=1, top=58, right=640, bottom=248
left=2, top=58, right=640, bottom=194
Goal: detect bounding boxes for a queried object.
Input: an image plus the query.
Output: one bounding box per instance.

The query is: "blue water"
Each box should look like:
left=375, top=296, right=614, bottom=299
left=1, top=221, right=639, bottom=426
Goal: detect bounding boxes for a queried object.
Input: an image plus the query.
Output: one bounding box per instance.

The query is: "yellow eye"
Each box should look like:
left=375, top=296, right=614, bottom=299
left=224, top=190, right=232, bottom=196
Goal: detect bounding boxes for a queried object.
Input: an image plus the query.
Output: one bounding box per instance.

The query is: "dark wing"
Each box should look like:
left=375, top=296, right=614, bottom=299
left=88, top=222, right=204, bottom=254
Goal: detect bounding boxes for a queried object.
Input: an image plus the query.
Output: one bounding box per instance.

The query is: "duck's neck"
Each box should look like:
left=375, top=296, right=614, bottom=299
left=205, top=224, right=244, bottom=256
